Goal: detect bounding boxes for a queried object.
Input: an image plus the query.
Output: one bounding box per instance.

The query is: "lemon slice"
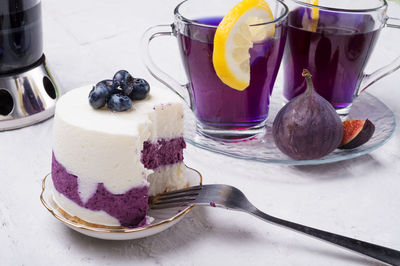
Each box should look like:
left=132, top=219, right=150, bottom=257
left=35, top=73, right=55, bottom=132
left=301, top=0, right=319, bottom=32
left=213, top=0, right=275, bottom=91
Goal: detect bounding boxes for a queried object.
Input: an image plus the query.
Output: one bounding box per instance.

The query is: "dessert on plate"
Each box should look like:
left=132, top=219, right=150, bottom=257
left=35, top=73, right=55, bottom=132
left=51, top=71, right=188, bottom=228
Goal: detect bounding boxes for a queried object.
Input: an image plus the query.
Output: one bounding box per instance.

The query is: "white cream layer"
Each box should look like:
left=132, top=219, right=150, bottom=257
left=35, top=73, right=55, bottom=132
left=53, top=85, right=184, bottom=199
left=148, top=162, right=188, bottom=196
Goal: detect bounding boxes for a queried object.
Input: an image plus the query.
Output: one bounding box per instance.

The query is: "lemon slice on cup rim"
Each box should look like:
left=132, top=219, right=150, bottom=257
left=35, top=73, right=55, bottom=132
left=212, top=0, right=275, bottom=91
left=301, top=0, right=319, bottom=32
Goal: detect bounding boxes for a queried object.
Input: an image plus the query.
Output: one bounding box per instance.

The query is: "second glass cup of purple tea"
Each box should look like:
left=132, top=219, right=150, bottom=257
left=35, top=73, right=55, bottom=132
left=88, top=70, right=150, bottom=112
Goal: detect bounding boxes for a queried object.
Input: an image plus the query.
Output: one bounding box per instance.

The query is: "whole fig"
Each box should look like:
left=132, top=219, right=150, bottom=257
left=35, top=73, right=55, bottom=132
left=272, top=69, right=343, bottom=160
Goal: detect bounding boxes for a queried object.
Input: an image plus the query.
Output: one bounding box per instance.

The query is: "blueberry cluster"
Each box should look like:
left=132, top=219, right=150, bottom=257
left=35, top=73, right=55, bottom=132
left=88, top=70, right=150, bottom=112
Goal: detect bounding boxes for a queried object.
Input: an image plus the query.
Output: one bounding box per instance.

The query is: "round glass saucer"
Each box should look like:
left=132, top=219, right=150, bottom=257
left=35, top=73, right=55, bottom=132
left=40, top=166, right=202, bottom=240
left=183, top=93, right=396, bottom=165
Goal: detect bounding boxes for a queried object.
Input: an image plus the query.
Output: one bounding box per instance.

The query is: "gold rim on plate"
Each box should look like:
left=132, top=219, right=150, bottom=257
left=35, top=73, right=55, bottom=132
left=40, top=166, right=202, bottom=233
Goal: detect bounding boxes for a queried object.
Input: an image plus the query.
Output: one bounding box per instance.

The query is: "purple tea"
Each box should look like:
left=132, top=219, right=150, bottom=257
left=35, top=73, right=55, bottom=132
left=177, top=16, right=286, bottom=129
left=283, top=8, right=381, bottom=109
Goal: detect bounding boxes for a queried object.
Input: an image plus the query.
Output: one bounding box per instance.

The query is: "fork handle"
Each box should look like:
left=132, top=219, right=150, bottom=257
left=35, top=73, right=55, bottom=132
left=251, top=209, right=400, bottom=265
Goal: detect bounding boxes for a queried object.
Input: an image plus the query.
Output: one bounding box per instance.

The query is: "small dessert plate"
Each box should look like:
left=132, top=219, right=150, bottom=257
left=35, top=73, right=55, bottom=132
left=40, top=166, right=202, bottom=240
left=184, top=92, right=396, bottom=165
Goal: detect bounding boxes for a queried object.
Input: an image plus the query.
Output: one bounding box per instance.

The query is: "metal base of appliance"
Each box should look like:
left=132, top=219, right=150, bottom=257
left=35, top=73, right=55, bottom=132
left=0, top=55, right=60, bottom=131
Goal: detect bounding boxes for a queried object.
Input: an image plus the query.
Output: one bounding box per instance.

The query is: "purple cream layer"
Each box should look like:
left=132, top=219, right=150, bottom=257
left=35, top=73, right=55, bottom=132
left=51, top=137, right=185, bottom=228
left=141, top=137, right=186, bottom=169
left=52, top=154, right=148, bottom=228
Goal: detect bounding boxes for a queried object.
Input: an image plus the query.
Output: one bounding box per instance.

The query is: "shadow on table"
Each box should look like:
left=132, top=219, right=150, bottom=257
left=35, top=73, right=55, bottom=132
left=223, top=153, right=384, bottom=185
left=63, top=206, right=382, bottom=265
left=63, top=207, right=260, bottom=258
left=286, top=241, right=384, bottom=266
left=250, top=153, right=384, bottom=185
left=290, top=154, right=383, bottom=180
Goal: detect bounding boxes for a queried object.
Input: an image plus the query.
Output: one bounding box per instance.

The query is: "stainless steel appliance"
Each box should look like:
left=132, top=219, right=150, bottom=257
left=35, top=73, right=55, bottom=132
left=0, top=0, right=59, bottom=131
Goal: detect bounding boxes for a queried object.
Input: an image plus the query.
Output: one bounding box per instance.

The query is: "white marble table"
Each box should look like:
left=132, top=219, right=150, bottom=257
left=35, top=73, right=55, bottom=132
left=1, top=0, right=400, bottom=265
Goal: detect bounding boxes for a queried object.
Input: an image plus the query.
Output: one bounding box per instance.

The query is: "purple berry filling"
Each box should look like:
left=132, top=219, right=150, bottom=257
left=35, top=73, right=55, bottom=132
left=141, top=137, right=186, bottom=169
left=51, top=137, right=186, bottom=228
left=52, top=154, right=148, bottom=228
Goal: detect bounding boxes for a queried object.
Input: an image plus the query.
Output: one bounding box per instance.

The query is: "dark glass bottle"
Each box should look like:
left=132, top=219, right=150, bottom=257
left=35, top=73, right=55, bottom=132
left=0, top=0, right=43, bottom=74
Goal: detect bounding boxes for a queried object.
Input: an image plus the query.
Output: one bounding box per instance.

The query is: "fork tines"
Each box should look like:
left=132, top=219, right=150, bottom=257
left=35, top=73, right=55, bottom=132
left=149, top=185, right=202, bottom=209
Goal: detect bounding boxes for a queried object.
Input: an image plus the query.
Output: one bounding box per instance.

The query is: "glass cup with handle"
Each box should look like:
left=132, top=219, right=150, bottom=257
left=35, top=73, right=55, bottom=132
left=282, top=0, right=400, bottom=115
left=142, top=0, right=289, bottom=140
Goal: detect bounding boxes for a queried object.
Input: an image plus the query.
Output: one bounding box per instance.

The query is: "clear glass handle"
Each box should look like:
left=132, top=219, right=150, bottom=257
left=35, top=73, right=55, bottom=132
left=141, top=24, right=192, bottom=108
left=357, top=17, right=400, bottom=96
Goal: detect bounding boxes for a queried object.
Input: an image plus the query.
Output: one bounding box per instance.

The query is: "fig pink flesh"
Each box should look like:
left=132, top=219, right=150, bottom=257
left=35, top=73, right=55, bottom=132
left=339, top=119, right=375, bottom=149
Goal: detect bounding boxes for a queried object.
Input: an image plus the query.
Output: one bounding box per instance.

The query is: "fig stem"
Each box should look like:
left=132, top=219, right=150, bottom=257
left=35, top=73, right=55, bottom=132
left=302, top=69, right=314, bottom=94
left=302, top=69, right=312, bottom=78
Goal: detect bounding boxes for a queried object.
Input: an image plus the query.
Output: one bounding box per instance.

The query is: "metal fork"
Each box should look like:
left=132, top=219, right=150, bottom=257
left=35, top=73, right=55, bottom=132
left=150, top=184, right=400, bottom=266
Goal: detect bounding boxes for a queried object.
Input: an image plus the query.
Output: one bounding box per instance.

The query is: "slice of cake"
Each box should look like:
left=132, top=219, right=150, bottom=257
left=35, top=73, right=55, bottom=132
left=51, top=85, right=187, bottom=228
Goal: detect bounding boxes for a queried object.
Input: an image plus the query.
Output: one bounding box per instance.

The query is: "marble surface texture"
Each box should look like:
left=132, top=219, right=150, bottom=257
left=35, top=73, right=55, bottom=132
left=1, top=0, right=400, bottom=265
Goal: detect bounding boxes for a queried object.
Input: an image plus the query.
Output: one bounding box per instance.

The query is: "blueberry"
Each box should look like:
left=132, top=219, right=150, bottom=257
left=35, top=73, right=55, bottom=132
left=88, top=84, right=110, bottom=109
left=128, top=78, right=150, bottom=100
left=107, top=94, right=132, bottom=112
left=113, top=70, right=134, bottom=92
left=110, top=87, right=123, bottom=95
left=97, top=79, right=116, bottom=94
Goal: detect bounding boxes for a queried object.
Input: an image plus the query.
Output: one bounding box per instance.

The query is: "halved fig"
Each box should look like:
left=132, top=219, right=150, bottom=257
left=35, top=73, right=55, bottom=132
left=338, top=119, right=375, bottom=149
